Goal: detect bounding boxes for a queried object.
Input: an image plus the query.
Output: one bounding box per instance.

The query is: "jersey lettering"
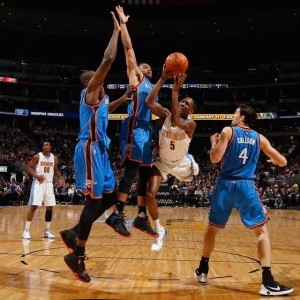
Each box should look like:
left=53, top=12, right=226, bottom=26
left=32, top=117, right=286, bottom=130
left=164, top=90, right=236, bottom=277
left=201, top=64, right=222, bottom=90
left=238, top=147, right=248, bottom=164
left=170, top=141, right=175, bottom=150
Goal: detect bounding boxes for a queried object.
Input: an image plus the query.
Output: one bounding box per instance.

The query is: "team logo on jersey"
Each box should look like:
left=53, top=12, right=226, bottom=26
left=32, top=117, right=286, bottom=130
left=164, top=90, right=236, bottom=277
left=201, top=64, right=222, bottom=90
left=85, top=180, right=97, bottom=189
left=125, top=144, right=133, bottom=152
left=145, top=83, right=151, bottom=89
left=105, top=98, right=109, bottom=105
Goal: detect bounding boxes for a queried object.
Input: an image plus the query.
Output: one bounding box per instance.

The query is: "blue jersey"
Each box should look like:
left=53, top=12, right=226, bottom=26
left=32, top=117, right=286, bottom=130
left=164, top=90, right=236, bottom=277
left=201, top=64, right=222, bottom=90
left=74, top=88, right=116, bottom=198
left=127, top=76, right=157, bottom=122
left=78, top=88, right=111, bottom=149
left=220, top=126, right=260, bottom=179
left=120, top=76, right=158, bottom=164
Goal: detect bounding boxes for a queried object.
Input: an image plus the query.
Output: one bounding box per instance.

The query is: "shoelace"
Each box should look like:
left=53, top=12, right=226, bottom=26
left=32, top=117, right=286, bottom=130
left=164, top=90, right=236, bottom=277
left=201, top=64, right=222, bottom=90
left=78, top=255, right=89, bottom=262
left=118, top=213, right=128, bottom=225
left=145, top=217, right=152, bottom=225
left=78, top=255, right=88, bottom=272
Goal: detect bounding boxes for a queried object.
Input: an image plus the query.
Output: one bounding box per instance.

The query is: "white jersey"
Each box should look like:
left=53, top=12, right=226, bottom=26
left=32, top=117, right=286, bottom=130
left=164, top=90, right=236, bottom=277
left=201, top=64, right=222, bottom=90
left=159, top=114, right=191, bottom=164
left=35, top=152, right=55, bottom=183
left=154, top=114, right=199, bottom=182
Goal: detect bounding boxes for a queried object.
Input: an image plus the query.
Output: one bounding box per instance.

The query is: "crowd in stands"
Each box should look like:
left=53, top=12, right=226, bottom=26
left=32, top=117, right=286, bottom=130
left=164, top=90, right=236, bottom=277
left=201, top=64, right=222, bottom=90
left=0, top=122, right=299, bottom=209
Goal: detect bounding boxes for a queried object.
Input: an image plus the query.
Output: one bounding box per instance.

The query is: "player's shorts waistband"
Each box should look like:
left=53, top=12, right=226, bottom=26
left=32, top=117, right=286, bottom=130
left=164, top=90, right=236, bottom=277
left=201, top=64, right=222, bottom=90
left=159, top=158, right=183, bottom=168
left=33, top=179, right=52, bottom=183
left=78, top=139, right=108, bottom=149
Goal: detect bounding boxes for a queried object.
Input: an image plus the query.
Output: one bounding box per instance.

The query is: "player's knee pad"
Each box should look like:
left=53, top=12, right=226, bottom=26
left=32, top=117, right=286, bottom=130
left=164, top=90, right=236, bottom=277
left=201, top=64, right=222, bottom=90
left=137, top=166, right=151, bottom=196
left=45, top=209, right=53, bottom=222
left=118, top=160, right=139, bottom=194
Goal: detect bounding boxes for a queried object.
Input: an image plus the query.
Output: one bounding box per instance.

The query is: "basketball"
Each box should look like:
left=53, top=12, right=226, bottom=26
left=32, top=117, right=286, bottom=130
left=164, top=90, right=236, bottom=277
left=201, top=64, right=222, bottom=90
left=165, top=52, right=189, bottom=75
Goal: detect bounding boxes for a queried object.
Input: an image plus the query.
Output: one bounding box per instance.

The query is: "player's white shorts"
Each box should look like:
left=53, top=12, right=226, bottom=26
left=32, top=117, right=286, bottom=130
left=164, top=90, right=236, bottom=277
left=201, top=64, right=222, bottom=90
left=153, top=154, right=199, bottom=182
left=28, top=180, right=56, bottom=206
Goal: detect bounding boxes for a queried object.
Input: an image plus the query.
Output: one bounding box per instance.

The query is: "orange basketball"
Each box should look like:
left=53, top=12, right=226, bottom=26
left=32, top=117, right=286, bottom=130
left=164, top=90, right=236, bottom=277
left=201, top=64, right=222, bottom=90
left=165, top=52, right=189, bottom=75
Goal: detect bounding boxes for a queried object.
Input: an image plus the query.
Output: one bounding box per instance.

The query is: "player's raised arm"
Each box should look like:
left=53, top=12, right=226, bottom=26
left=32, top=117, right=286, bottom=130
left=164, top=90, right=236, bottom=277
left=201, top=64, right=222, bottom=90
left=115, top=5, right=141, bottom=86
left=86, top=12, right=120, bottom=105
left=145, top=66, right=172, bottom=119
left=171, top=74, right=196, bottom=137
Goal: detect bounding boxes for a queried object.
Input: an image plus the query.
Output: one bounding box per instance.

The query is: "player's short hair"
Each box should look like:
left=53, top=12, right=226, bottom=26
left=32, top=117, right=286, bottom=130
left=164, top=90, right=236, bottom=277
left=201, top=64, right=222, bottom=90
left=239, top=104, right=257, bottom=126
left=138, top=62, right=149, bottom=67
left=183, top=96, right=197, bottom=114
left=80, top=70, right=95, bottom=87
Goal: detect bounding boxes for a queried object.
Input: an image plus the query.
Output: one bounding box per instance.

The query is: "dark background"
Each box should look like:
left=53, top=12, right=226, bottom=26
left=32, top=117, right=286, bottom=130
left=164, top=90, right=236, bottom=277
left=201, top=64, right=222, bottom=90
left=0, top=0, right=299, bottom=122
left=0, top=0, right=299, bottom=75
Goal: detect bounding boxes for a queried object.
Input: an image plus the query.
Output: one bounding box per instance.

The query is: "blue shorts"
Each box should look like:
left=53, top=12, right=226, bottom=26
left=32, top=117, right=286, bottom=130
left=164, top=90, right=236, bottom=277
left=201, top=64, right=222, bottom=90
left=209, top=178, right=268, bottom=228
left=74, top=140, right=116, bottom=199
left=119, top=117, right=153, bottom=165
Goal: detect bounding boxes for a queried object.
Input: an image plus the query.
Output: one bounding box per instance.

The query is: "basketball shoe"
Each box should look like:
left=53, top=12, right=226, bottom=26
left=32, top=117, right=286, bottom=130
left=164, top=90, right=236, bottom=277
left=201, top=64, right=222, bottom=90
left=259, top=277, right=293, bottom=296
left=60, top=229, right=77, bottom=253
left=105, top=211, right=131, bottom=237
left=132, top=216, right=158, bottom=237
left=194, top=267, right=209, bottom=284
left=43, top=229, right=55, bottom=239
left=151, top=226, right=167, bottom=251
left=22, top=229, right=31, bottom=240
left=64, top=253, right=90, bottom=283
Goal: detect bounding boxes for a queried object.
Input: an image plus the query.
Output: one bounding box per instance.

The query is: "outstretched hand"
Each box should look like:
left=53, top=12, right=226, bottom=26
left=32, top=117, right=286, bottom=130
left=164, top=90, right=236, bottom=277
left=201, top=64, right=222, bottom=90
left=161, top=64, right=174, bottom=82
left=173, top=73, right=187, bottom=92
left=121, top=86, right=135, bottom=104
left=115, top=5, right=130, bottom=24
left=110, top=11, right=120, bottom=31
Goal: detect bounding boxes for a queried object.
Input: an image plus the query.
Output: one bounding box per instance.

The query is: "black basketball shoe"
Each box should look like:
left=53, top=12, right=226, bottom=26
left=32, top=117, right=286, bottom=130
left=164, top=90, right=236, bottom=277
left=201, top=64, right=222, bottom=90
left=64, top=253, right=91, bottom=283
left=60, top=229, right=77, bottom=253
left=132, top=216, right=159, bottom=237
left=105, top=212, right=131, bottom=237
left=259, top=279, right=293, bottom=296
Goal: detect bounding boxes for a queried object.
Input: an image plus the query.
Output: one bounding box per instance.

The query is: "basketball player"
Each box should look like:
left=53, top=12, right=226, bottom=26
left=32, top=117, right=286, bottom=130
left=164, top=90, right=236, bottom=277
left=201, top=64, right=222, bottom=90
left=194, top=104, right=293, bottom=296
left=143, top=70, right=199, bottom=251
left=106, top=5, right=167, bottom=237
left=22, top=141, right=61, bottom=240
left=61, top=12, right=132, bottom=283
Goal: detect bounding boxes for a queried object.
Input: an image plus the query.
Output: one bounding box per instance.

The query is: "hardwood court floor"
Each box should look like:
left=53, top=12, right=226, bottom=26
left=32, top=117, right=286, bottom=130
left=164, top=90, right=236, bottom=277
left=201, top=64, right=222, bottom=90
left=0, top=205, right=299, bottom=300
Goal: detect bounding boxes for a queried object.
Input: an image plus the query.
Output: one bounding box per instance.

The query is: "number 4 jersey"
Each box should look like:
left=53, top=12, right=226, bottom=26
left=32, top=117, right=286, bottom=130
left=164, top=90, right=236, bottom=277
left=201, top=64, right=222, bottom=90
left=220, top=126, right=260, bottom=179
left=35, top=152, right=54, bottom=183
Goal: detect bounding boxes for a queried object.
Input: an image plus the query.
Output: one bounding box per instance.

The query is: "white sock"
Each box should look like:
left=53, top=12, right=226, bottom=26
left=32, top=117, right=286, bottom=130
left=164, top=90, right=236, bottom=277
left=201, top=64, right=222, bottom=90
left=45, top=222, right=51, bottom=230
left=154, top=219, right=161, bottom=230
left=25, top=221, right=31, bottom=231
